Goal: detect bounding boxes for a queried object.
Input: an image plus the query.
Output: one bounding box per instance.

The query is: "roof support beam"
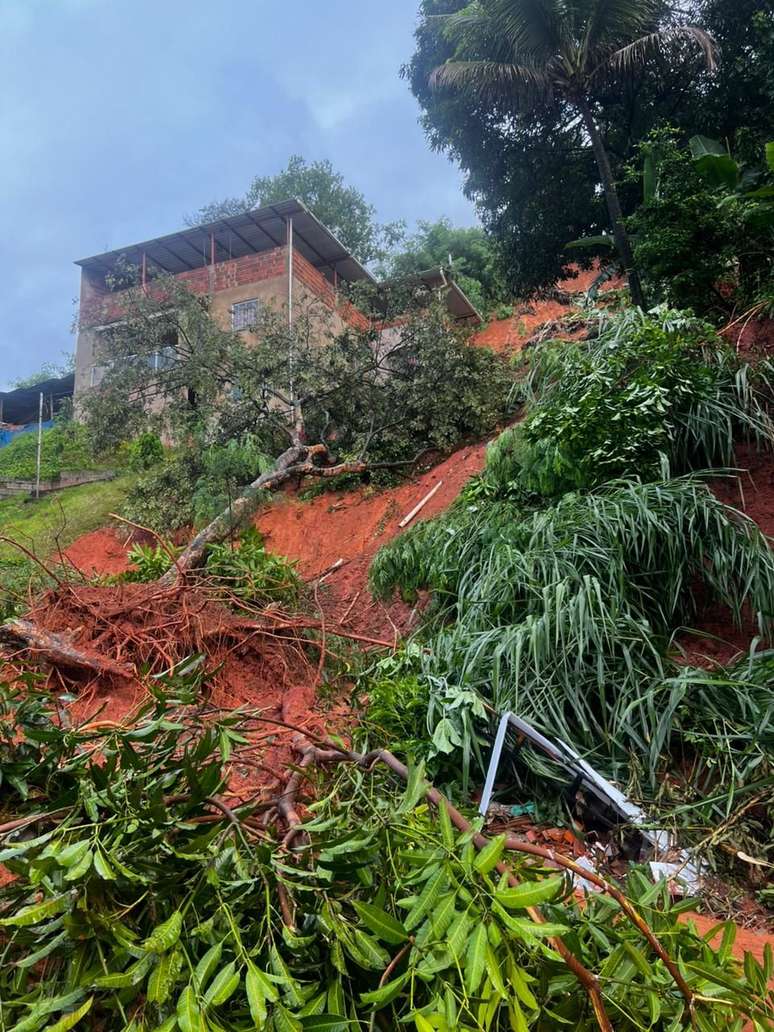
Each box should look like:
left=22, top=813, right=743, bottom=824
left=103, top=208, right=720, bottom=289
left=245, top=213, right=284, bottom=250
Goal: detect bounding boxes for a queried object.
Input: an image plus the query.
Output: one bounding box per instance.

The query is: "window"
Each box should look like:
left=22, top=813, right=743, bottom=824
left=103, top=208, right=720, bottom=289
left=232, top=299, right=260, bottom=331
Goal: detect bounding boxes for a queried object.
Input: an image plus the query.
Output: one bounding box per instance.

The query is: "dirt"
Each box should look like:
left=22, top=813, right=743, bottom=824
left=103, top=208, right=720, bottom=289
left=62, top=527, right=140, bottom=577
left=681, top=911, right=774, bottom=967
left=471, top=265, right=623, bottom=355
left=679, top=443, right=774, bottom=667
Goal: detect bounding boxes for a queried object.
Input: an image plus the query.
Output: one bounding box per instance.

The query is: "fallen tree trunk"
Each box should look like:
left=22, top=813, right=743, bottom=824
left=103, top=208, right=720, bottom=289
left=160, top=443, right=373, bottom=585
left=0, top=619, right=136, bottom=680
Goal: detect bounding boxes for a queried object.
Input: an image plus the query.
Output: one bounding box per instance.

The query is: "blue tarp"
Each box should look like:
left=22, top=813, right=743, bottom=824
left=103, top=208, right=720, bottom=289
left=0, top=420, right=54, bottom=448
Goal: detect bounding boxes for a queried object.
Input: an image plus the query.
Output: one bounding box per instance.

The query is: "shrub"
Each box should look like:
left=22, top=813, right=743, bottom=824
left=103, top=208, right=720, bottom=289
left=507, top=306, right=774, bottom=497
left=204, top=528, right=300, bottom=606
left=126, top=431, right=165, bottom=471
left=122, top=436, right=275, bottom=534
left=0, top=423, right=96, bottom=481
left=122, top=452, right=200, bottom=532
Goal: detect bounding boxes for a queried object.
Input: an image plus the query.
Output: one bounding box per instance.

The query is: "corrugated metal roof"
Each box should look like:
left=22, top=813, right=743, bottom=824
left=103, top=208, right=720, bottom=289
left=75, top=198, right=375, bottom=287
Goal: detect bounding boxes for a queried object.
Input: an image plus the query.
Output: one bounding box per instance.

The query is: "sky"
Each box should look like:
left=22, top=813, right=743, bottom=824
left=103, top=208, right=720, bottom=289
left=0, top=0, right=475, bottom=390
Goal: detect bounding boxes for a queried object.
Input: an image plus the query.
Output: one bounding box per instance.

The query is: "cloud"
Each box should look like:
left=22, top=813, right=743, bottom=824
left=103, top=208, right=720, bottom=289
left=0, top=0, right=475, bottom=388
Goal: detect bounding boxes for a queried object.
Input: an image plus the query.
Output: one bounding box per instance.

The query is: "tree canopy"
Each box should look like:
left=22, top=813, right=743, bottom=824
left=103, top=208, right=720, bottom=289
left=381, top=217, right=504, bottom=311
left=404, top=0, right=774, bottom=297
left=187, top=155, right=402, bottom=265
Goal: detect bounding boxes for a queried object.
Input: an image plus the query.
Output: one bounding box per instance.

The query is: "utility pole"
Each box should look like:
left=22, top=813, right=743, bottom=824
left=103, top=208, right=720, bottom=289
left=35, top=392, right=43, bottom=500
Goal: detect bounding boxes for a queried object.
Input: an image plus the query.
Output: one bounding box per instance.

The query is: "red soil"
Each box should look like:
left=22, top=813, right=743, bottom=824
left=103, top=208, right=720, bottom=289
left=62, top=527, right=139, bottom=577
left=681, top=912, right=774, bottom=968
left=679, top=443, right=774, bottom=667
left=472, top=265, right=623, bottom=355
left=256, top=440, right=488, bottom=578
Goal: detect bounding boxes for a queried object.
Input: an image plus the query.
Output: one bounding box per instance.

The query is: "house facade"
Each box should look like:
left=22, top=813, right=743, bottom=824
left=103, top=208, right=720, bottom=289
left=73, top=198, right=480, bottom=405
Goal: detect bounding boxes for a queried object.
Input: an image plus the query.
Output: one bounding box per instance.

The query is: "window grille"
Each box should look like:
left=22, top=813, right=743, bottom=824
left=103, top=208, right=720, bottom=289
left=232, top=299, right=260, bottom=331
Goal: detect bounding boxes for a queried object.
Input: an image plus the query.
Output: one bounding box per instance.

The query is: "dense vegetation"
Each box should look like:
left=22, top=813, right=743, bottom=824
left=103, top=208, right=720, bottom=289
left=85, top=280, right=512, bottom=532
left=3, top=3, right=774, bottom=1027
left=2, top=676, right=772, bottom=1031
left=370, top=307, right=774, bottom=866
left=405, top=0, right=774, bottom=301
left=0, top=422, right=97, bottom=482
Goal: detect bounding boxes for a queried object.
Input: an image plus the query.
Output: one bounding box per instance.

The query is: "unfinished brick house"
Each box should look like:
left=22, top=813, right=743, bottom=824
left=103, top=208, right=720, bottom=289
left=73, top=199, right=479, bottom=404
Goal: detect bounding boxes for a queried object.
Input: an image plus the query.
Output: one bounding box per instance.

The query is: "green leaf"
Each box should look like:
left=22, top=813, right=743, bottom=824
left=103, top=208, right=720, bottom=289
left=398, top=760, right=427, bottom=813
left=473, top=834, right=506, bottom=875
left=352, top=902, right=408, bottom=945
left=55, top=841, right=91, bottom=869
left=64, top=850, right=93, bottom=882
left=359, top=971, right=410, bottom=1008
left=193, top=941, right=222, bottom=991
left=203, top=962, right=240, bottom=1007
left=0, top=894, right=69, bottom=927
left=501, top=915, right=568, bottom=940
left=246, top=967, right=269, bottom=1027
left=508, top=963, right=537, bottom=1010
left=300, top=1018, right=353, bottom=1031
left=404, top=867, right=446, bottom=931
left=16, top=930, right=69, bottom=969
left=176, top=985, right=205, bottom=1032
left=766, top=141, right=774, bottom=175
left=350, top=929, right=390, bottom=970
left=274, top=1005, right=303, bottom=1032
left=44, top=998, right=93, bottom=1032
left=464, top=923, right=488, bottom=995
left=437, top=800, right=455, bottom=850
left=93, top=848, right=116, bottom=881
left=414, top=1018, right=434, bottom=1032
left=495, top=876, right=564, bottom=909
left=144, top=911, right=184, bottom=953
left=148, top=950, right=183, bottom=1005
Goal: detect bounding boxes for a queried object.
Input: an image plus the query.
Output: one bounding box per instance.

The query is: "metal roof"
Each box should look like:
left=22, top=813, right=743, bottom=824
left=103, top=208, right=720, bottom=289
left=75, top=199, right=376, bottom=287
left=0, top=373, right=74, bottom=425
left=398, top=267, right=482, bottom=323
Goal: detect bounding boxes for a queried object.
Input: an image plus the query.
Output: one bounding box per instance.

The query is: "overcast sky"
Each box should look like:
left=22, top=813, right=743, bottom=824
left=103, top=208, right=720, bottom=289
left=0, top=0, right=475, bottom=389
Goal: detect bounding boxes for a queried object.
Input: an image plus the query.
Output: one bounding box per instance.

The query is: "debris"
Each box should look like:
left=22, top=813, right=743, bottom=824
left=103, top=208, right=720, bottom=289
left=479, top=711, right=702, bottom=892
left=0, top=618, right=136, bottom=680
left=398, top=479, right=443, bottom=528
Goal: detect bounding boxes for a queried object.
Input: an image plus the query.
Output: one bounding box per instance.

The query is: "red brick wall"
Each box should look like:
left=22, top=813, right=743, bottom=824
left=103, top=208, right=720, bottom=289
left=80, top=247, right=289, bottom=327
left=79, top=244, right=369, bottom=331
left=293, top=250, right=369, bottom=331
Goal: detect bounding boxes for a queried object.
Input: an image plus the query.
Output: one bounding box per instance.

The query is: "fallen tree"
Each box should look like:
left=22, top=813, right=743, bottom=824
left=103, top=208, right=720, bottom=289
left=1, top=678, right=771, bottom=1031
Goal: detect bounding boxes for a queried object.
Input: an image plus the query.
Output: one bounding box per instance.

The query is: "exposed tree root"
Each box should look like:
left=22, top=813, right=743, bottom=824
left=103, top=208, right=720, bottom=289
left=0, top=619, right=136, bottom=680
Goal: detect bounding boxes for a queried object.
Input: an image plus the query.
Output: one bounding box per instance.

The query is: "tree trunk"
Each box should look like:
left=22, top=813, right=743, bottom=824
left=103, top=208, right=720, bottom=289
left=159, top=443, right=371, bottom=585
left=576, top=96, right=646, bottom=310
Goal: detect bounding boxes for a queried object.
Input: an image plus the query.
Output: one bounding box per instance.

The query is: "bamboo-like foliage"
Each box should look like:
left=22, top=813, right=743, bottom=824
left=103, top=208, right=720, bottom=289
left=372, top=474, right=774, bottom=789
left=369, top=308, right=774, bottom=804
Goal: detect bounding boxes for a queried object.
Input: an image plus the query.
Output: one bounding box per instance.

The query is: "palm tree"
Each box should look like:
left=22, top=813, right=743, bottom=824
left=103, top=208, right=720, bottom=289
left=431, top=0, right=717, bottom=308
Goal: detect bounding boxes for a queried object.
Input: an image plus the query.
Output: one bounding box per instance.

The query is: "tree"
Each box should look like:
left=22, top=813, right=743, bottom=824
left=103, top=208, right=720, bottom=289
left=427, top=0, right=716, bottom=309
left=628, top=128, right=774, bottom=317
left=380, top=217, right=504, bottom=311
left=83, top=277, right=512, bottom=558
left=405, top=1, right=774, bottom=299
left=187, top=155, right=402, bottom=265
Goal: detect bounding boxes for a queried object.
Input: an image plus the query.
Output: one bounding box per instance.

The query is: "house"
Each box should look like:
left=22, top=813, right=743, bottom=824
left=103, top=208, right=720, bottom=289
left=73, top=199, right=480, bottom=406
left=0, top=372, right=74, bottom=447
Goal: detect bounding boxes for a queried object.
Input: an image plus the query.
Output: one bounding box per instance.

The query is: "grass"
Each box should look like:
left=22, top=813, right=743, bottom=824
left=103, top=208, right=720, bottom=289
left=0, top=475, right=135, bottom=564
